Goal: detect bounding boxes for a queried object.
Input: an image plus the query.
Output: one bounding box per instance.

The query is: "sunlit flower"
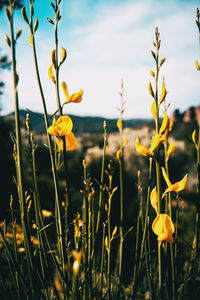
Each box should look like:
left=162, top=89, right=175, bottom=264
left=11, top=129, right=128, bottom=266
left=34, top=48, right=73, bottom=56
left=61, top=81, right=83, bottom=104
left=72, top=249, right=83, bottom=276
left=152, top=213, right=174, bottom=245
left=135, top=138, right=153, bottom=157
left=47, top=116, right=73, bottom=137
left=161, top=167, right=187, bottom=197
left=56, top=132, right=77, bottom=152
left=150, top=186, right=158, bottom=213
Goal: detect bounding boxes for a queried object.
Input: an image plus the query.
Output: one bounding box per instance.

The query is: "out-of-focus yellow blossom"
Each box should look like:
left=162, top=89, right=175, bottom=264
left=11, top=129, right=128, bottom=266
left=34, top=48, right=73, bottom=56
left=150, top=186, right=158, bottom=213
left=61, top=81, right=83, bottom=104
left=124, top=138, right=128, bottom=147
left=42, top=210, right=52, bottom=218
left=152, top=213, right=174, bottom=245
left=56, top=132, right=77, bottom=152
left=117, top=116, right=123, bottom=130
left=161, top=167, right=187, bottom=198
left=47, top=116, right=73, bottom=137
left=72, top=249, right=83, bottom=275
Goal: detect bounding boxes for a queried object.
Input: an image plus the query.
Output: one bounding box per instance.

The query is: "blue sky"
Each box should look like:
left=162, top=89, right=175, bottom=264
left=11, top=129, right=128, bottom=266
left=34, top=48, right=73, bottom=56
left=0, top=0, right=200, bottom=119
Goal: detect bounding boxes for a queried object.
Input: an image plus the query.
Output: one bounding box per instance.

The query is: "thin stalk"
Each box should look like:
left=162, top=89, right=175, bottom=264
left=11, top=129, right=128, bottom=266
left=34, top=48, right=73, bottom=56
left=11, top=204, right=21, bottom=300
left=132, top=171, right=142, bottom=300
left=96, top=121, right=107, bottom=235
left=54, top=1, right=74, bottom=254
left=83, top=161, right=88, bottom=300
left=164, top=143, right=176, bottom=300
left=100, top=223, right=106, bottom=300
left=153, top=28, right=162, bottom=295
left=28, top=1, right=65, bottom=282
left=175, top=194, right=179, bottom=281
left=8, top=6, right=35, bottom=297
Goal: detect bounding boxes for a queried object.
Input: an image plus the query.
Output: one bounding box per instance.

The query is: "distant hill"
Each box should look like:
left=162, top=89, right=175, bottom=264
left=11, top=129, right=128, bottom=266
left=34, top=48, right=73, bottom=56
left=1, top=110, right=150, bottom=135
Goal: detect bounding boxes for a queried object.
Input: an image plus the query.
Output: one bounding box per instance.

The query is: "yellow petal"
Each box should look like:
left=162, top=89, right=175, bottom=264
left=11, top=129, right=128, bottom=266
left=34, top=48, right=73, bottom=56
left=117, top=117, right=123, bottom=130
left=168, top=120, right=173, bottom=132
left=159, top=84, right=167, bottom=105
left=64, top=132, right=77, bottom=151
left=29, top=34, right=33, bottom=47
left=150, top=186, right=158, bottom=213
left=124, top=138, right=128, bottom=147
left=61, top=81, right=70, bottom=101
left=162, top=174, right=187, bottom=197
left=167, top=142, right=176, bottom=159
left=70, top=90, right=83, bottom=103
left=135, top=138, right=153, bottom=157
left=152, top=214, right=174, bottom=239
left=157, top=232, right=174, bottom=243
left=149, top=134, right=161, bottom=153
left=160, top=129, right=168, bottom=143
left=159, top=113, right=169, bottom=134
left=116, top=149, right=121, bottom=161
left=161, top=167, right=172, bottom=187
left=60, top=46, right=67, bottom=65
left=192, top=129, right=198, bottom=149
left=151, top=100, right=156, bottom=120
left=51, top=49, right=56, bottom=68
left=148, top=82, right=154, bottom=98
left=48, top=116, right=73, bottom=137
left=195, top=59, right=200, bottom=71
left=48, top=64, right=55, bottom=83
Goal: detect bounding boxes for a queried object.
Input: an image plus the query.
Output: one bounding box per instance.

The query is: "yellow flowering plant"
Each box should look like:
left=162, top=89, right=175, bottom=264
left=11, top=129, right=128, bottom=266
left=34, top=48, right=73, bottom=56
left=152, top=213, right=175, bottom=246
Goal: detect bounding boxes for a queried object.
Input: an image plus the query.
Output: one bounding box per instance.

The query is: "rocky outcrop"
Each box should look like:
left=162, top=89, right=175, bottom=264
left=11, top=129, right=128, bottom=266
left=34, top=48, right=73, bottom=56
left=171, top=106, right=200, bottom=124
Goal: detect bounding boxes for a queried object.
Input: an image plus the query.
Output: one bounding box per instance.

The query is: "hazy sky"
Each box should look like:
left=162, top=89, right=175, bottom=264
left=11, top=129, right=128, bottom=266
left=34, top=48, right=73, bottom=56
left=0, top=0, right=200, bottom=119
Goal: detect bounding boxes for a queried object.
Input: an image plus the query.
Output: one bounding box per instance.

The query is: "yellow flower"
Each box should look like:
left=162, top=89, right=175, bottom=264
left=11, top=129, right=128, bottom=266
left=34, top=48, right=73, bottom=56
left=152, top=214, right=174, bottom=245
left=47, top=116, right=73, bottom=137
left=135, top=138, right=153, bottom=157
left=61, top=81, right=83, bottom=104
left=161, top=167, right=187, bottom=197
left=56, top=132, right=77, bottom=152
left=150, top=186, right=158, bottom=213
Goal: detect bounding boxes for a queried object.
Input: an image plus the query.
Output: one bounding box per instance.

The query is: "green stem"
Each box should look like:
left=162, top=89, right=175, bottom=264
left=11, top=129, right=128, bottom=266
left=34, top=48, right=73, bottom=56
left=96, top=121, right=107, bottom=235
left=9, top=7, right=35, bottom=298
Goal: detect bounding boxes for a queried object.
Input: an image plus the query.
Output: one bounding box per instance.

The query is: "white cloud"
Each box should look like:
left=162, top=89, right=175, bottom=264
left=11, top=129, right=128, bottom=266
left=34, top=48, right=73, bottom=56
left=1, top=0, right=200, bottom=119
